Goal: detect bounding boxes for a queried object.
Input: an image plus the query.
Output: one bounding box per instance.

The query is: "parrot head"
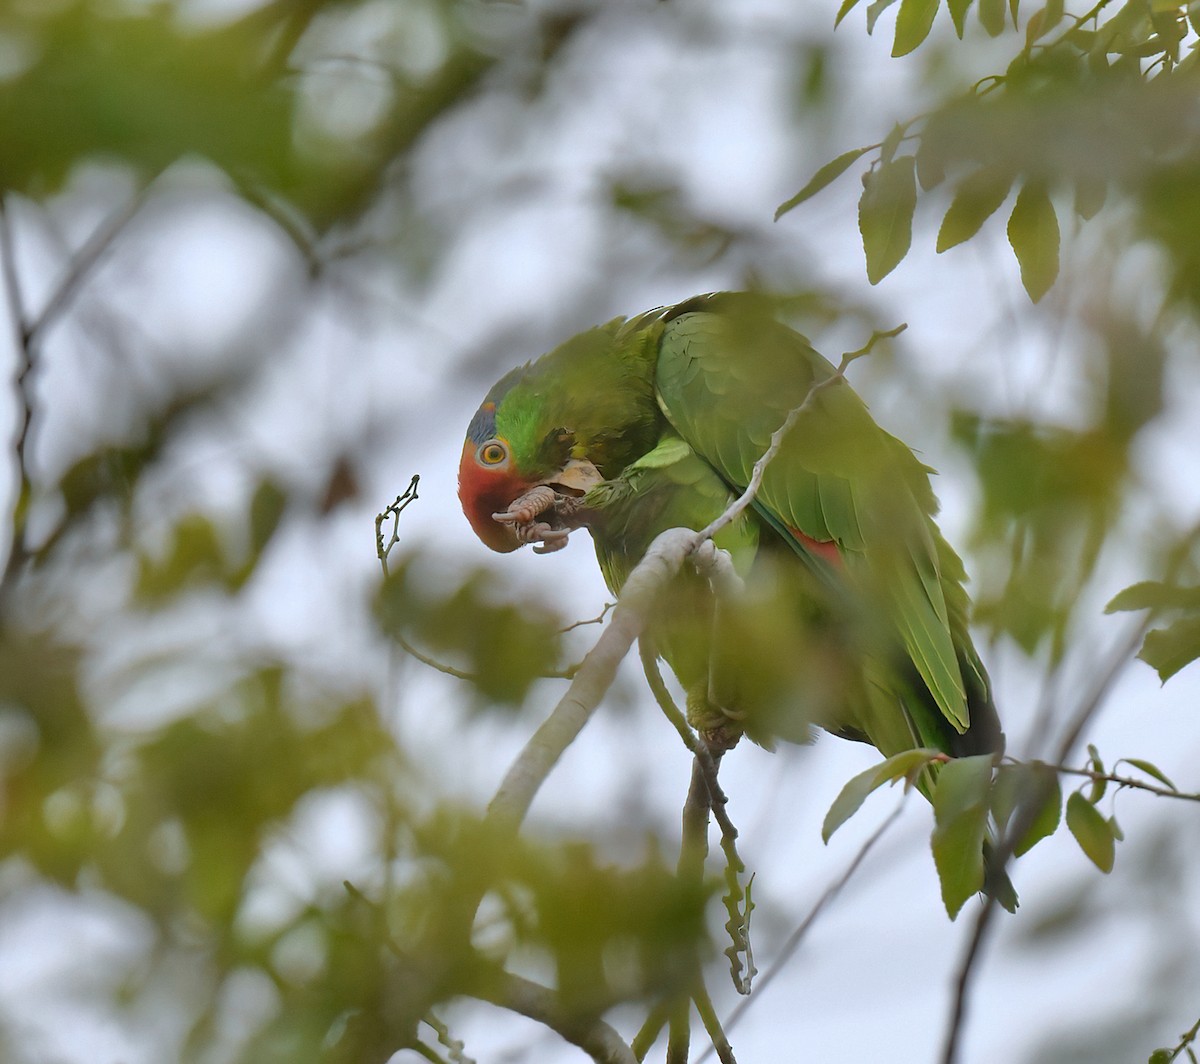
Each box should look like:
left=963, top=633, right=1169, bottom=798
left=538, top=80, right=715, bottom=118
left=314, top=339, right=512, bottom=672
left=458, top=399, right=529, bottom=553
left=458, top=366, right=604, bottom=552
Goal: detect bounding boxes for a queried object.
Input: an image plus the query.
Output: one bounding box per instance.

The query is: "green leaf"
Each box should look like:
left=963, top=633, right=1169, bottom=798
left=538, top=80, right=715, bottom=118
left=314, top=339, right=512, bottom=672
left=1007, top=182, right=1060, bottom=302
left=1105, top=580, right=1200, bottom=614
left=992, top=763, right=1063, bottom=857
left=1086, top=743, right=1107, bottom=803
left=893, top=0, right=941, bottom=56
left=249, top=479, right=287, bottom=555
left=932, top=755, right=994, bottom=918
left=979, top=0, right=1008, bottom=34
left=822, top=747, right=942, bottom=841
left=835, top=0, right=865, bottom=27
left=1148, top=1049, right=1172, bottom=1064
left=1074, top=175, right=1106, bottom=219
left=867, top=0, right=902, bottom=34
left=1121, top=758, right=1178, bottom=791
left=937, top=168, right=1013, bottom=252
left=1014, top=769, right=1062, bottom=857
left=1024, top=7, right=1046, bottom=44
left=859, top=155, right=917, bottom=284
left=915, top=134, right=946, bottom=190
left=136, top=514, right=226, bottom=601
left=776, top=146, right=872, bottom=219
left=1066, top=791, right=1115, bottom=873
left=1139, top=617, right=1200, bottom=682
left=947, top=0, right=972, bottom=36
left=880, top=122, right=906, bottom=165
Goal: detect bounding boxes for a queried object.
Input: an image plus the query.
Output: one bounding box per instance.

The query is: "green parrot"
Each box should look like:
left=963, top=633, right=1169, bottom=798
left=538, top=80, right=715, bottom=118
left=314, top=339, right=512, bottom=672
left=458, top=293, right=1011, bottom=906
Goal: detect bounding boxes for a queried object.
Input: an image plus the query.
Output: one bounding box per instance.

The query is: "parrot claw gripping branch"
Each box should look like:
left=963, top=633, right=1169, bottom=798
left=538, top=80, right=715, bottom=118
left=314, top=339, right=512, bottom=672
left=459, top=291, right=1015, bottom=927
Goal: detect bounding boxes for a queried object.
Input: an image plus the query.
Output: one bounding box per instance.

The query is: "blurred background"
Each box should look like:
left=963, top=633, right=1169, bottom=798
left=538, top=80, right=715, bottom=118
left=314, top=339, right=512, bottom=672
left=0, top=0, right=1199, bottom=1062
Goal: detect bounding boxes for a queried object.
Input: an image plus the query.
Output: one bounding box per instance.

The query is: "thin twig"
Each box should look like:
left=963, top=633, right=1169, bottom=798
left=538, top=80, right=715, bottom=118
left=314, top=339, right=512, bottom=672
left=375, top=476, right=420, bottom=576
left=939, top=616, right=1162, bottom=1064
left=25, top=185, right=154, bottom=349
left=638, top=640, right=740, bottom=843
left=1046, top=763, right=1200, bottom=803
left=345, top=881, right=634, bottom=1064
left=696, top=802, right=905, bottom=1063
left=561, top=601, right=615, bottom=632
left=0, top=195, right=32, bottom=592
left=666, top=997, right=690, bottom=1064
left=696, top=324, right=904, bottom=546
left=421, top=1012, right=475, bottom=1064
left=474, top=972, right=638, bottom=1064
left=409, top=1042, right=450, bottom=1064
left=639, top=640, right=754, bottom=993
left=693, top=981, right=737, bottom=1064
left=941, top=515, right=1200, bottom=1064
left=1161, top=1015, right=1200, bottom=1062
left=632, top=1003, right=671, bottom=1061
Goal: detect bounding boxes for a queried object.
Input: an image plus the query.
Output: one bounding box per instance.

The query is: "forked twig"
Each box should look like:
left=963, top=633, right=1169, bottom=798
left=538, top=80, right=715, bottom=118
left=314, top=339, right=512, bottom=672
left=375, top=475, right=421, bottom=576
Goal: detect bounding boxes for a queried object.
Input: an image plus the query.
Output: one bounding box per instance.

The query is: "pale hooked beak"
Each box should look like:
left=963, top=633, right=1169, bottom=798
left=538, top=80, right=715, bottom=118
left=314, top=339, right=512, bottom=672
left=538, top=457, right=603, bottom=495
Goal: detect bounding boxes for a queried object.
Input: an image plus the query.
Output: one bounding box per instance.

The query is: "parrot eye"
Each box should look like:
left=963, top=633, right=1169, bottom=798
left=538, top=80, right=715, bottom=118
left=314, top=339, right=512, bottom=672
left=478, top=440, right=508, bottom=466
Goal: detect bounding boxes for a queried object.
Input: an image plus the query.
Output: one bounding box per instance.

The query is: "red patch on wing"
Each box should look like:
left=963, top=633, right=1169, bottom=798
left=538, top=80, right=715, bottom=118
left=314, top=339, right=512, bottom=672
left=458, top=440, right=530, bottom=553
left=787, top=527, right=842, bottom=566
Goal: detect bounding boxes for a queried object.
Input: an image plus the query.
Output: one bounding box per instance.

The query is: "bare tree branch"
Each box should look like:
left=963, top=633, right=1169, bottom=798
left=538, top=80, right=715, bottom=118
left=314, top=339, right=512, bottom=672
left=939, top=615, right=1162, bottom=1064
left=696, top=801, right=906, bottom=1063
left=474, top=972, right=637, bottom=1064
left=25, top=184, right=154, bottom=349
left=0, top=194, right=33, bottom=593
left=1045, top=762, right=1200, bottom=803
left=693, top=981, right=737, bottom=1064
left=486, top=527, right=699, bottom=833
left=632, top=1003, right=671, bottom=1061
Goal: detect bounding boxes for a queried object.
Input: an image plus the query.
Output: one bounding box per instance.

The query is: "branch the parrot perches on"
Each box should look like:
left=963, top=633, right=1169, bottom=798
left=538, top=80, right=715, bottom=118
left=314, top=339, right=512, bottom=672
left=458, top=292, right=1015, bottom=914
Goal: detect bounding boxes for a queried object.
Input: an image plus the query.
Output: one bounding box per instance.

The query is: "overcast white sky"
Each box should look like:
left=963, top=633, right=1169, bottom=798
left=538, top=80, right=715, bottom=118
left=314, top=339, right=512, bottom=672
left=2, top=1, right=1199, bottom=1062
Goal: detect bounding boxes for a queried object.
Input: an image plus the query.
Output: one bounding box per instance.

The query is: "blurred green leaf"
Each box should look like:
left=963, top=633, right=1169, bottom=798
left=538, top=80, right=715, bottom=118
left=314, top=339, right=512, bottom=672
left=979, top=0, right=1009, bottom=34
left=822, top=747, right=943, bottom=841
left=1066, top=791, right=1116, bottom=872
left=932, top=755, right=995, bottom=918
left=376, top=559, right=565, bottom=705
left=859, top=156, right=917, bottom=284
left=947, top=0, right=972, bottom=36
left=1105, top=581, right=1200, bottom=614
left=867, top=0, right=903, bottom=33
left=1138, top=617, right=1200, bottom=682
left=136, top=514, right=226, bottom=601
left=893, top=0, right=941, bottom=56
left=776, top=146, right=872, bottom=219
left=1074, top=175, right=1107, bottom=219
left=937, top=168, right=1013, bottom=251
left=1121, top=758, right=1177, bottom=791
left=0, top=630, right=99, bottom=884
left=836, top=0, right=866, bottom=27
left=0, top=7, right=295, bottom=194
left=1007, top=182, right=1060, bottom=302
left=990, top=762, right=1062, bottom=856
left=1086, top=743, right=1107, bottom=803
left=249, top=480, right=288, bottom=555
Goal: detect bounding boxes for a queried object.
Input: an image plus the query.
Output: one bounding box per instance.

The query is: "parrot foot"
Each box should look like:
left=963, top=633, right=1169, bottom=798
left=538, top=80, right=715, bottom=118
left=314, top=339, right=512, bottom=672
left=494, top=486, right=585, bottom=554
left=700, top=724, right=742, bottom=754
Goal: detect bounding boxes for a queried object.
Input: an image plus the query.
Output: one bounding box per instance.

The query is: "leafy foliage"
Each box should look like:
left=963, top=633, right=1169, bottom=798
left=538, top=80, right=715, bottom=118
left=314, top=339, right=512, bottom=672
left=0, top=0, right=1198, bottom=1061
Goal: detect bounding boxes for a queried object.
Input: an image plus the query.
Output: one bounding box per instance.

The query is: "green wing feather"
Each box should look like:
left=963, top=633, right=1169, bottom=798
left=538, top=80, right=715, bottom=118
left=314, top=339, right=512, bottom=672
left=652, top=297, right=974, bottom=742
